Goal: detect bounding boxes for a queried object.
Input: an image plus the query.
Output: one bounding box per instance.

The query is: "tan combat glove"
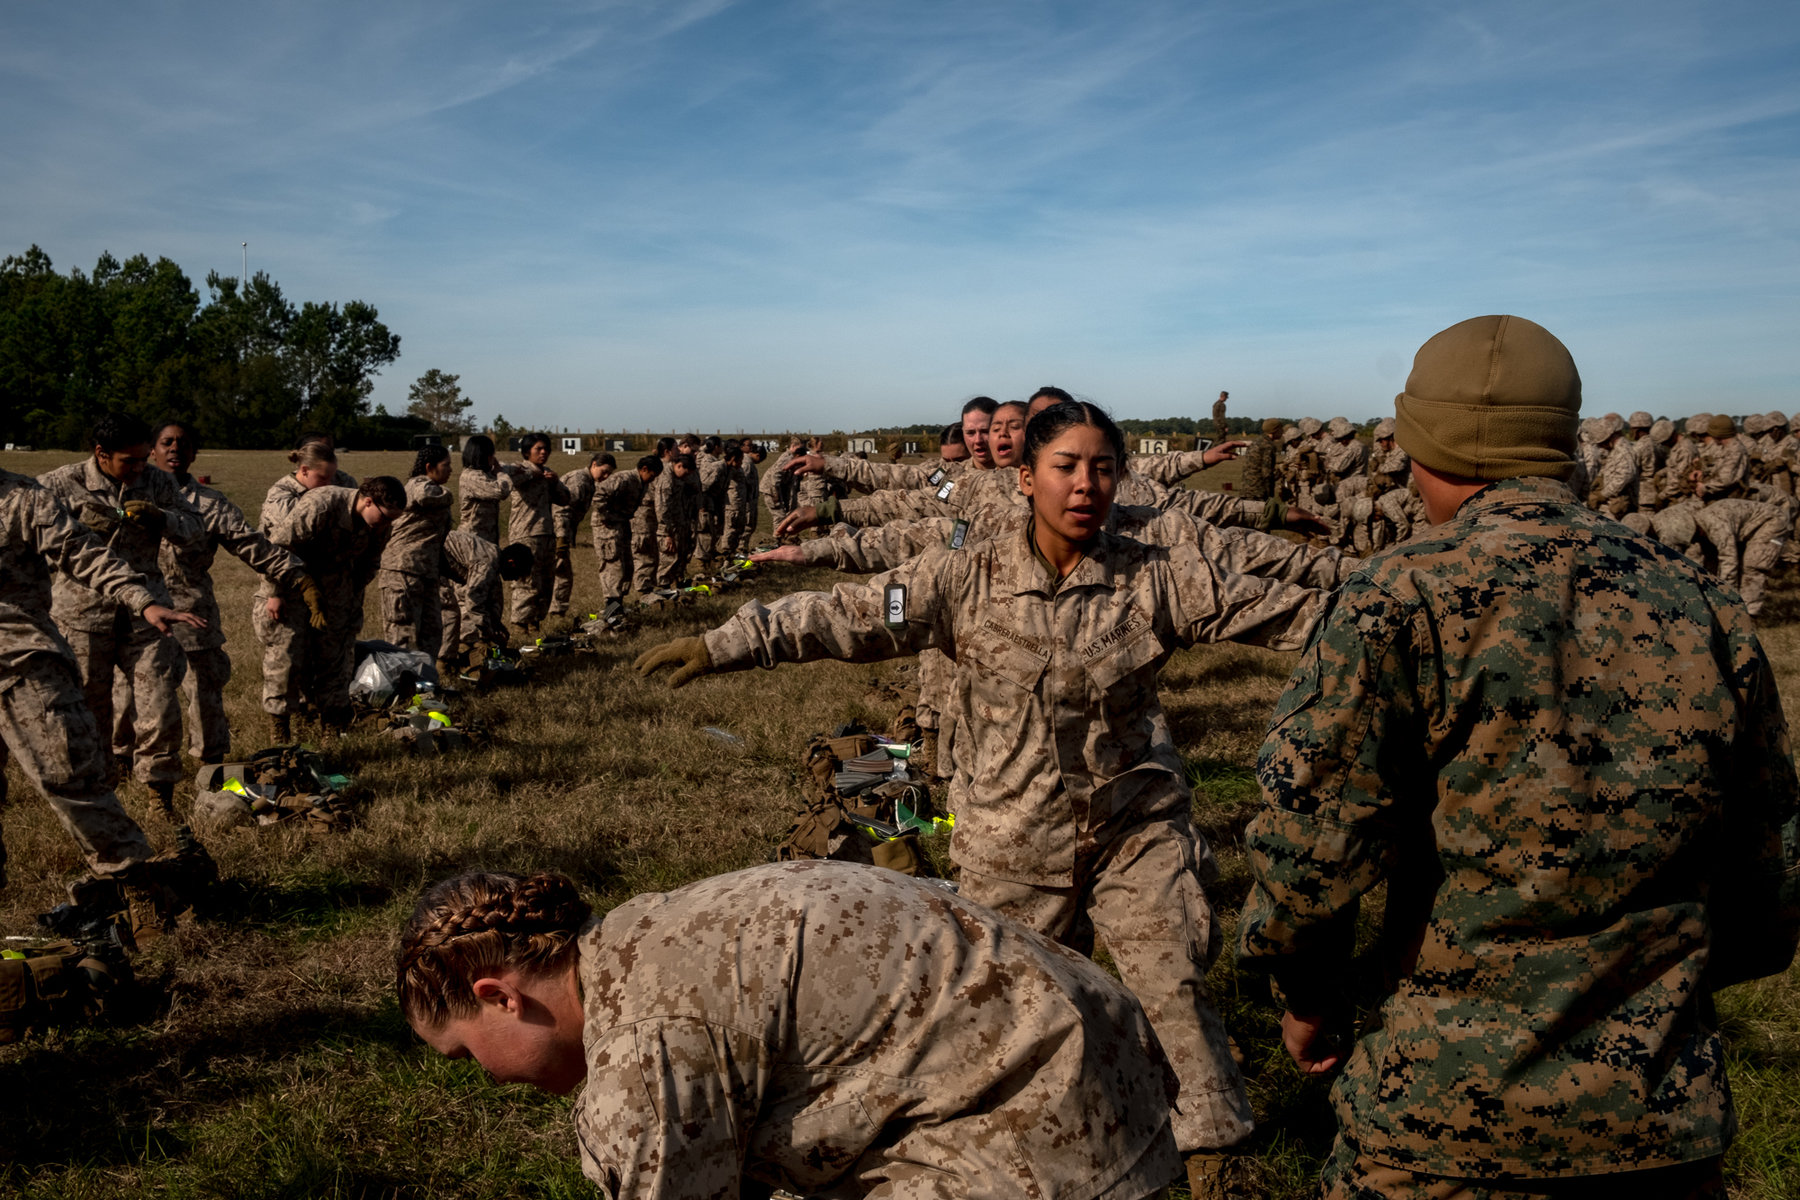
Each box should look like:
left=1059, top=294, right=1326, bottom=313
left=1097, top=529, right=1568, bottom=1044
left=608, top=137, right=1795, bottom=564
left=296, top=575, right=329, bottom=631
left=122, top=499, right=165, bottom=531
left=633, top=637, right=713, bottom=688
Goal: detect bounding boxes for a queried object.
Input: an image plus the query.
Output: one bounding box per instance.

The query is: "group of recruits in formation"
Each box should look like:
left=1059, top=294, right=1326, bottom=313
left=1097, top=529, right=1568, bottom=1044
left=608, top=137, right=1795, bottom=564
left=1236, top=403, right=1800, bottom=617
left=1, top=315, right=1796, bottom=1200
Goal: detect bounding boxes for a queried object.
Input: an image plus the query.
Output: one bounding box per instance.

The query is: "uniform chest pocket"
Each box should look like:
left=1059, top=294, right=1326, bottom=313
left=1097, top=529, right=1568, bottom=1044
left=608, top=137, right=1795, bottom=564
left=1084, top=623, right=1165, bottom=692
left=975, top=633, right=1051, bottom=693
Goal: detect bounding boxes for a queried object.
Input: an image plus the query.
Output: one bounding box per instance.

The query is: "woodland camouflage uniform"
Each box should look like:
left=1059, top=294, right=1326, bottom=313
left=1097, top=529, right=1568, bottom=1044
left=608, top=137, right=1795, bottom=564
left=378, top=475, right=454, bottom=652
left=1240, top=315, right=1800, bottom=1196
left=574, top=860, right=1180, bottom=1200
left=38, top=459, right=202, bottom=790
left=703, top=525, right=1331, bottom=1153
left=1236, top=421, right=1282, bottom=501
left=0, top=469, right=160, bottom=878
left=1242, top=477, right=1800, bottom=1188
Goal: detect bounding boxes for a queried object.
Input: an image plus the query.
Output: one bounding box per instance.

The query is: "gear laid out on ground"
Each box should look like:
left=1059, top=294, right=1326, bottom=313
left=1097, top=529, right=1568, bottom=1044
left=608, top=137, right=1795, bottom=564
left=368, top=693, right=493, bottom=757
left=191, top=746, right=362, bottom=833
left=0, top=937, right=132, bottom=1045
left=776, top=708, right=949, bottom=879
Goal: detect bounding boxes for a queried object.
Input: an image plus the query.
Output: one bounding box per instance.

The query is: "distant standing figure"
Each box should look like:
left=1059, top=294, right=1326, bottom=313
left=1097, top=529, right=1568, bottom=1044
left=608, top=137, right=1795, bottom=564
left=1212, top=390, right=1229, bottom=442
left=504, top=432, right=571, bottom=636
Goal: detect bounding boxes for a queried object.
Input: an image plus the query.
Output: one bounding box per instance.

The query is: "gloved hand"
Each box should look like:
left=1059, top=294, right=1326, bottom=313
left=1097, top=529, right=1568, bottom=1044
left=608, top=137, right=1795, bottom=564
left=296, top=575, right=329, bottom=631
left=80, top=504, right=121, bottom=535
left=634, top=637, right=713, bottom=688
left=122, top=500, right=165, bottom=532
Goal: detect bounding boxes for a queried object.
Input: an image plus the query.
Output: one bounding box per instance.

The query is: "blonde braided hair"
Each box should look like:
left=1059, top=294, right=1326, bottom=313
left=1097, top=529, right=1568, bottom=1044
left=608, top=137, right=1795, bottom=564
left=396, top=872, right=591, bottom=1029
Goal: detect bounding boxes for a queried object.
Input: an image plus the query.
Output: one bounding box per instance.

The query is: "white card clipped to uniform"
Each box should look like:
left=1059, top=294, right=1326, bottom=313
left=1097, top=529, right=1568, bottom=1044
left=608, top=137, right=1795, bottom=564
left=948, top=518, right=969, bottom=550
left=936, top=478, right=956, bottom=502
left=884, top=582, right=907, bottom=629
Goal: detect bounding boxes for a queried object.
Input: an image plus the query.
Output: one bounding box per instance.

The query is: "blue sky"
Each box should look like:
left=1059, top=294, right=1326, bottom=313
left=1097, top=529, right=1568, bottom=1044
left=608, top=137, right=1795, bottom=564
left=3, top=1, right=1796, bottom=430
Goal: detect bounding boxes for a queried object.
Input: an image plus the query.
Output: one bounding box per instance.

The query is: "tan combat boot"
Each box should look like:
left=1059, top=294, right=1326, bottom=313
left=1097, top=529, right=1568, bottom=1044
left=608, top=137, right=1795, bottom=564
left=147, top=780, right=177, bottom=819
left=1185, top=1151, right=1255, bottom=1200
left=268, top=712, right=291, bottom=745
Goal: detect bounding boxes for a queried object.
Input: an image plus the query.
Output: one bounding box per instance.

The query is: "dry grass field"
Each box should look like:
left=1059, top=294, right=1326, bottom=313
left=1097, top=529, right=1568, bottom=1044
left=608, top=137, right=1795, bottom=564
left=1, top=446, right=1796, bottom=1199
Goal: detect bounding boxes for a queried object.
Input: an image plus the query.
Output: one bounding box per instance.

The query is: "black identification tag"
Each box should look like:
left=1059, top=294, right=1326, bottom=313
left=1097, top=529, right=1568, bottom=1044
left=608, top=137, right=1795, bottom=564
left=884, top=583, right=908, bottom=629
left=928, top=467, right=947, bottom=486
left=948, top=518, right=969, bottom=550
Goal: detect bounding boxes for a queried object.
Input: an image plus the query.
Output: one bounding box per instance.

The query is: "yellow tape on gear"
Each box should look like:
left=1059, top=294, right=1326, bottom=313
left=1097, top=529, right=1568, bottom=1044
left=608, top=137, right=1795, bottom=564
left=222, top=777, right=249, bottom=795
left=1, top=950, right=24, bottom=960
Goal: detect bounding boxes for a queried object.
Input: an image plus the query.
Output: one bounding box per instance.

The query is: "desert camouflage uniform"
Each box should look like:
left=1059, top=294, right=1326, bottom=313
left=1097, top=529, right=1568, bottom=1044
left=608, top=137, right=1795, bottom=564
left=437, top=529, right=507, bottom=661
left=252, top=474, right=327, bottom=716
left=575, top=860, right=1180, bottom=1200
left=1237, top=432, right=1279, bottom=501
left=456, top=466, right=511, bottom=544
left=760, top=447, right=799, bottom=542
left=722, top=456, right=758, bottom=560
left=133, top=472, right=303, bottom=762
left=651, top=466, right=697, bottom=588
left=268, top=487, right=387, bottom=714
left=705, top=524, right=1331, bottom=1151
left=550, top=467, right=597, bottom=617
left=693, top=452, right=732, bottom=567
left=821, top=453, right=968, bottom=493
left=1588, top=438, right=1640, bottom=518
left=504, top=462, right=571, bottom=627
left=1694, top=497, right=1788, bottom=616
left=589, top=470, right=647, bottom=603
left=629, top=458, right=662, bottom=595
left=1239, top=476, right=1800, bottom=1189
left=1695, top=437, right=1748, bottom=500
left=0, top=469, right=160, bottom=876
left=1632, top=429, right=1664, bottom=511
left=376, top=475, right=454, bottom=653
left=1130, top=447, right=1215, bottom=488
left=38, top=459, right=202, bottom=788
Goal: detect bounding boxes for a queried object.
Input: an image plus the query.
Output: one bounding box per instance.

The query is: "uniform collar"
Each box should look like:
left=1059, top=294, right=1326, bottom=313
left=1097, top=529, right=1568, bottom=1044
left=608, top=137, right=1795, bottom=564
left=1005, top=518, right=1124, bottom=597
left=82, top=457, right=117, bottom=494
left=1455, top=475, right=1577, bottom=518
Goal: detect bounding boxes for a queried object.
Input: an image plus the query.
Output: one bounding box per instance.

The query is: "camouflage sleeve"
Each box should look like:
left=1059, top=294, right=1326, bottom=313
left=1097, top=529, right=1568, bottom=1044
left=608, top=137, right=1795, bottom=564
left=32, top=487, right=158, bottom=615
left=460, top=469, right=512, bottom=503
left=575, top=1018, right=767, bottom=1200
left=1160, top=541, right=1330, bottom=653
left=554, top=473, right=594, bottom=539
left=806, top=517, right=957, bottom=573
left=1706, top=636, right=1800, bottom=989
left=153, top=469, right=206, bottom=549
left=1131, top=448, right=1211, bottom=487
left=549, top=473, right=573, bottom=506
left=838, top=486, right=947, bottom=527
left=1136, top=509, right=1358, bottom=589
left=210, top=494, right=305, bottom=586
left=1154, top=486, right=1266, bottom=527
left=1598, top=446, right=1638, bottom=501
left=826, top=454, right=935, bottom=492
left=703, top=548, right=956, bottom=670
left=1236, top=584, right=1419, bottom=1010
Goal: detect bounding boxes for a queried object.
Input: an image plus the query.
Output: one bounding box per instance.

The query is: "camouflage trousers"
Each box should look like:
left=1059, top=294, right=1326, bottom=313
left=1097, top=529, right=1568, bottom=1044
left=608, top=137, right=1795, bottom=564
left=957, top=815, right=1253, bottom=1154
left=694, top=503, right=720, bottom=565
left=113, top=644, right=233, bottom=763
left=507, top=535, right=555, bottom=627
left=0, top=651, right=156, bottom=875
left=440, top=575, right=506, bottom=660
left=655, top=531, right=692, bottom=588
left=720, top=501, right=753, bottom=561
left=1320, top=1137, right=1724, bottom=1200
left=917, top=648, right=951, bottom=774
left=63, top=615, right=186, bottom=787
left=379, top=569, right=443, bottom=655
left=253, top=585, right=359, bottom=714
left=1695, top=498, right=1787, bottom=616
left=550, top=542, right=577, bottom=615
left=594, top=522, right=632, bottom=602
left=630, top=524, right=659, bottom=595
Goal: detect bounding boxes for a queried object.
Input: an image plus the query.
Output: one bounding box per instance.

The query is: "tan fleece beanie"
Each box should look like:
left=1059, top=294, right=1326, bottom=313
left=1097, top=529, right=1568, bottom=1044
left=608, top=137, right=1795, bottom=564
left=1393, top=315, right=1581, bottom=481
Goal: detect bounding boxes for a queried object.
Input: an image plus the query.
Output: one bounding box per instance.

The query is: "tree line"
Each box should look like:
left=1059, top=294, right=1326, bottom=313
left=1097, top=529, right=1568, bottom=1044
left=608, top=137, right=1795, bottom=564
left=0, top=245, right=411, bottom=449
